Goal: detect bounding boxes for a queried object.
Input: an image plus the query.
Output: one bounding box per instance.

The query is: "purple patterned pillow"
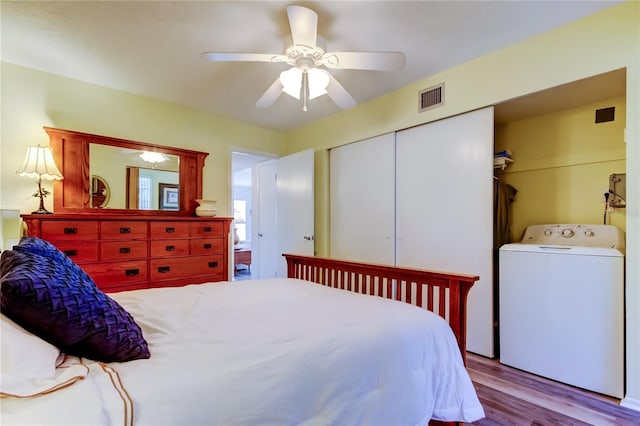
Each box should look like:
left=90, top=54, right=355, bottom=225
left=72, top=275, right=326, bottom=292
left=0, top=247, right=150, bottom=362
left=13, top=236, right=87, bottom=273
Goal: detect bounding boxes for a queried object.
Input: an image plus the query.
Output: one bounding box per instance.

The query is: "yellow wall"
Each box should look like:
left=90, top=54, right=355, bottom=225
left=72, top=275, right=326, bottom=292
left=495, top=96, right=626, bottom=240
left=0, top=62, right=286, bottom=216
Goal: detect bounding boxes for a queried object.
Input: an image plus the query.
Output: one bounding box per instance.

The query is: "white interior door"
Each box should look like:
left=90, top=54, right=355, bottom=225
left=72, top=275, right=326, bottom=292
left=255, top=160, right=278, bottom=279
left=255, top=149, right=314, bottom=278
left=395, top=107, right=494, bottom=357
left=330, top=133, right=396, bottom=264
left=276, top=149, right=315, bottom=277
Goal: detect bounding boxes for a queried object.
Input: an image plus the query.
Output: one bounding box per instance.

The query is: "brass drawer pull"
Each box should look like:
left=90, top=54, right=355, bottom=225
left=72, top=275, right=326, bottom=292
left=158, top=266, right=171, bottom=273
left=203, top=226, right=212, bottom=232
left=165, top=245, right=176, bottom=252
left=119, top=227, right=131, bottom=234
left=119, top=247, right=131, bottom=254
left=208, top=261, right=218, bottom=268
left=63, top=249, right=78, bottom=256
left=203, top=243, right=212, bottom=249
left=64, top=227, right=77, bottom=234
left=165, top=227, right=175, bottom=233
left=125, top=268, right=139, bottom=277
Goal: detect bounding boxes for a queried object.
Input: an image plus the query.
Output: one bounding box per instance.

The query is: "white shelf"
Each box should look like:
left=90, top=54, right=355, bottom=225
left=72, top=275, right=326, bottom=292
left=494, top=156, right=514, bottom=170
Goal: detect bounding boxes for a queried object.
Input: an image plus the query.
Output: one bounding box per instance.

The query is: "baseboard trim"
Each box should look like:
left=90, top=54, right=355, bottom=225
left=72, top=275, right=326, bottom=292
left=620, top=396, right=640, bottom=412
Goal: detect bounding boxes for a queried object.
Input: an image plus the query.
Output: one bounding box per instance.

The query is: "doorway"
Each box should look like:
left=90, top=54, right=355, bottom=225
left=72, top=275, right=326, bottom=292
left=232, top=151, right=272, bottom=281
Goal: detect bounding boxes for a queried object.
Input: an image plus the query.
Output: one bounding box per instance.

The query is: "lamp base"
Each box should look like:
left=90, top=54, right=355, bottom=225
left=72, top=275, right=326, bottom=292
left=31, top=208, right=53, bottom=214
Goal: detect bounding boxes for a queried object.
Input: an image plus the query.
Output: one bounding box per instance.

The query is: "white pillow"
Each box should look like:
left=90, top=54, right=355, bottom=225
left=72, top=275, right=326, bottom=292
left=1, top=314, right=86, bottom=397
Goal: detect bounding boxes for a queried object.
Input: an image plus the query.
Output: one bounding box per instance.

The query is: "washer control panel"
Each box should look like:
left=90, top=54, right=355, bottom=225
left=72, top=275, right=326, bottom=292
left=520, top=224, right=625, bottom=248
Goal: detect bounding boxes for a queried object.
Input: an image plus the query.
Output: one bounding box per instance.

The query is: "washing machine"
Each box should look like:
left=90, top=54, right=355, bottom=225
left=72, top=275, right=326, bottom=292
left=499, top=224, right=625, bottom=398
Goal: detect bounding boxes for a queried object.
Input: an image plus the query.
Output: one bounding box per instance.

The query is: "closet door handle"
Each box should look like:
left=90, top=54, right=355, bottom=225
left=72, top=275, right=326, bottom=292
left=64, top=227, right=78, bottom=234
left=203, top=226, right=212, bottom=233
left=165, top=245, right=176, bottom=252
left=203, top=243, right=212, bottom=249
left=208, top=261, right=218, bottom=268
left=165, top=227, right=175, bottom=233
left=63, top=249, right=78, bottom=257
left=157, top=266, right=171, bottom=273
left=119, top=227, right=131, bottom=234
left=119, top=247, right=131, bottom=254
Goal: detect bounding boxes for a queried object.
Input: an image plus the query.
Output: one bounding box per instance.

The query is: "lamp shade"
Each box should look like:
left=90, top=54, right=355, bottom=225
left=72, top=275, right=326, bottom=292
left=233, top=209, right=246, bottom=224
left=16, top=145, right=63, bottom=181
left=280, top=67, right=330, bottom=101
left=307, top=68, right=330, bottom=100
left=280, top=67, right=303, bottom=99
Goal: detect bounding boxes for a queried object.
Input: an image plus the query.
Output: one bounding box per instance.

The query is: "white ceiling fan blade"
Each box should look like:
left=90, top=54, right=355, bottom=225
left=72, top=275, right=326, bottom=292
left=201, top=52, right=287, bottom=63
left=322, top=51, right=406, bottom=71
left=255, top=77, right=284, bottom=108
left=287, top=5, right=317, bottom=48
left=326, top=73, right=357, bottom=110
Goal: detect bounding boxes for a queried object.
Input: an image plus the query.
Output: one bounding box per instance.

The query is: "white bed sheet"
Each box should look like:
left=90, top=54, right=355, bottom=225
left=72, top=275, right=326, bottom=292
left=1, top=278, right=484, bottom=425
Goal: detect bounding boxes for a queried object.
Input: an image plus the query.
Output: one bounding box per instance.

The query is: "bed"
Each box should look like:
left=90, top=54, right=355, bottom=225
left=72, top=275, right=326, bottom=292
left=0, top=237, right=484, bottom=425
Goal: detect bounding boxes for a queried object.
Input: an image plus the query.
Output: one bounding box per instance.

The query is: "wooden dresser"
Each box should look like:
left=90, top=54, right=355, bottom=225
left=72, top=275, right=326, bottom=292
left=22, top=214, right=232, bottom=292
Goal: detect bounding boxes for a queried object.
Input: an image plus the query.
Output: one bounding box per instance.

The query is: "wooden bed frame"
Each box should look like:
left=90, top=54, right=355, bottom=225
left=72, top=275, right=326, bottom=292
left=284, top=254, right=480, bottom=426
left=284, top=254, right=479, bottom=365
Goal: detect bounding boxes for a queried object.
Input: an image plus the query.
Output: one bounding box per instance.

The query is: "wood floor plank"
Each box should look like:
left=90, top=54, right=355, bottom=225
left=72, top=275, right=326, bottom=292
left=470, top=369, right=619, bottom=426
left=465, top=353, right=640, bottom=426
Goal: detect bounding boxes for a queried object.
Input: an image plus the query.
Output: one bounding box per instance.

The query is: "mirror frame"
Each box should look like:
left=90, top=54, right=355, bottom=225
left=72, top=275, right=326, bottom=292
left=45, top=127, right=209, bottom=215
left=90, top=175, right=110, bottom=208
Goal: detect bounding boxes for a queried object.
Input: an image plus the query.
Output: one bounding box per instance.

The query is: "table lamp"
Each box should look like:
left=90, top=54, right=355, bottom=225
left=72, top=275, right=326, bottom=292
left=16, top=145, right=64, bottom=214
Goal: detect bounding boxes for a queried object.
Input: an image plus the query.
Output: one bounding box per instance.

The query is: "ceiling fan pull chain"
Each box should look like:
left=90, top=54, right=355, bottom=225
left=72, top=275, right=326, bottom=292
left=302, top=70, right=309, bottom=112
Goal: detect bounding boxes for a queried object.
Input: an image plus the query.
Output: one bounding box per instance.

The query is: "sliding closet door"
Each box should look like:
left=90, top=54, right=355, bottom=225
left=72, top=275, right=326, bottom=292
left=396, top=107, right=494, bottom=357
left=330, top=133, right=395, bottom=264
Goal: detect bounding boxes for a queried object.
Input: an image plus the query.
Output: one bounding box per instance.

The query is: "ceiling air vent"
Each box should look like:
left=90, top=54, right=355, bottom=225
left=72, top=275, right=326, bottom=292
left=419, top=83, right=444, bottom=113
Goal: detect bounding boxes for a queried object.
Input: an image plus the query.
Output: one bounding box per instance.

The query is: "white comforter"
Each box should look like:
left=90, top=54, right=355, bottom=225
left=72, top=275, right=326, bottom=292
left=1, top=278, right=484, bottom=425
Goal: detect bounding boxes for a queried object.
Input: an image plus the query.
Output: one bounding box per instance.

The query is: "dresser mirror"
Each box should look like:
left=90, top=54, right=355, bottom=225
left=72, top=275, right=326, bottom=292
left=89, top=144, right=179, bottom=210
left=45, top=127, right=208, bottom=215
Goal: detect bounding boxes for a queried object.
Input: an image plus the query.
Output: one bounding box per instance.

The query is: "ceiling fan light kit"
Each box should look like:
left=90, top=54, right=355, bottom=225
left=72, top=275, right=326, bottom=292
left=201, top=5, right=405, bottom=112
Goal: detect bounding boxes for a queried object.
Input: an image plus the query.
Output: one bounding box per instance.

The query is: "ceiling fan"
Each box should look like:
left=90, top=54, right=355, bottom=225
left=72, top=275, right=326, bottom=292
left=201, top=5, right=406, bottom=112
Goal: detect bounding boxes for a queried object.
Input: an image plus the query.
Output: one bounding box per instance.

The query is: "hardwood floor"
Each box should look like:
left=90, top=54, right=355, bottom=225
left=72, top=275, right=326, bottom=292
left=465, top=353, right=640, bottom=426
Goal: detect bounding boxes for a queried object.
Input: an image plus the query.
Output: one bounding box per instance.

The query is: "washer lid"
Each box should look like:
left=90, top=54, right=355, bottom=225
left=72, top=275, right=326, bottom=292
left=500, top=243, right=624, bottom=257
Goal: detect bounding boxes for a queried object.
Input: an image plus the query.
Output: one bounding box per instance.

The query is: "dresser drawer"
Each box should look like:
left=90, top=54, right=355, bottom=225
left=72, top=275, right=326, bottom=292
left=101, top=221, right=148, bottom=239
left=83, top=260, right=148, bottom=287
left=41, top=221, right=98, bottom=241
left=150, top=255, right=223, bottom=281
left=150, top=222, right=190, bottom=238
left=54, top=241, right=99, bottom=263
left=191, top=221, right=223, bottom=237
left=101, top=240, right=148, bottom=261
left=150, top=239, right=190, bottom=258
left=190, top=238, right=223, bottom=255
left=189, top=255, right=224, bottom=277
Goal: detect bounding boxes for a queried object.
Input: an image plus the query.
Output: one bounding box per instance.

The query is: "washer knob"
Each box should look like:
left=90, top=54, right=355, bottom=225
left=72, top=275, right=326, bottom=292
left=585, top=230, right=594, bottom=237
left=561, top=228, right=575, bottom=238
left=544, top=229, right=553, bottom=236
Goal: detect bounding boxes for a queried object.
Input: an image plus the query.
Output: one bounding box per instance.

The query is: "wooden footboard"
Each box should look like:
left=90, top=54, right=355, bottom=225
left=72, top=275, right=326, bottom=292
left=283, top=254, right=479, bottom=365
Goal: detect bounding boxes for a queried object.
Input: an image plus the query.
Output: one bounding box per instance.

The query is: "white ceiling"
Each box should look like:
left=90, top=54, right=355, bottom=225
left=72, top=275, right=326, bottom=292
left=0, top=1, right=622, bottom=131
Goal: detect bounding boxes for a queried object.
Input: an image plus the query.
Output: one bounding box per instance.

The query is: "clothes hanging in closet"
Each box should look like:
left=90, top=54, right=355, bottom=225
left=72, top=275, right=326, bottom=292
left=493, top=178, right=517, bottom=249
